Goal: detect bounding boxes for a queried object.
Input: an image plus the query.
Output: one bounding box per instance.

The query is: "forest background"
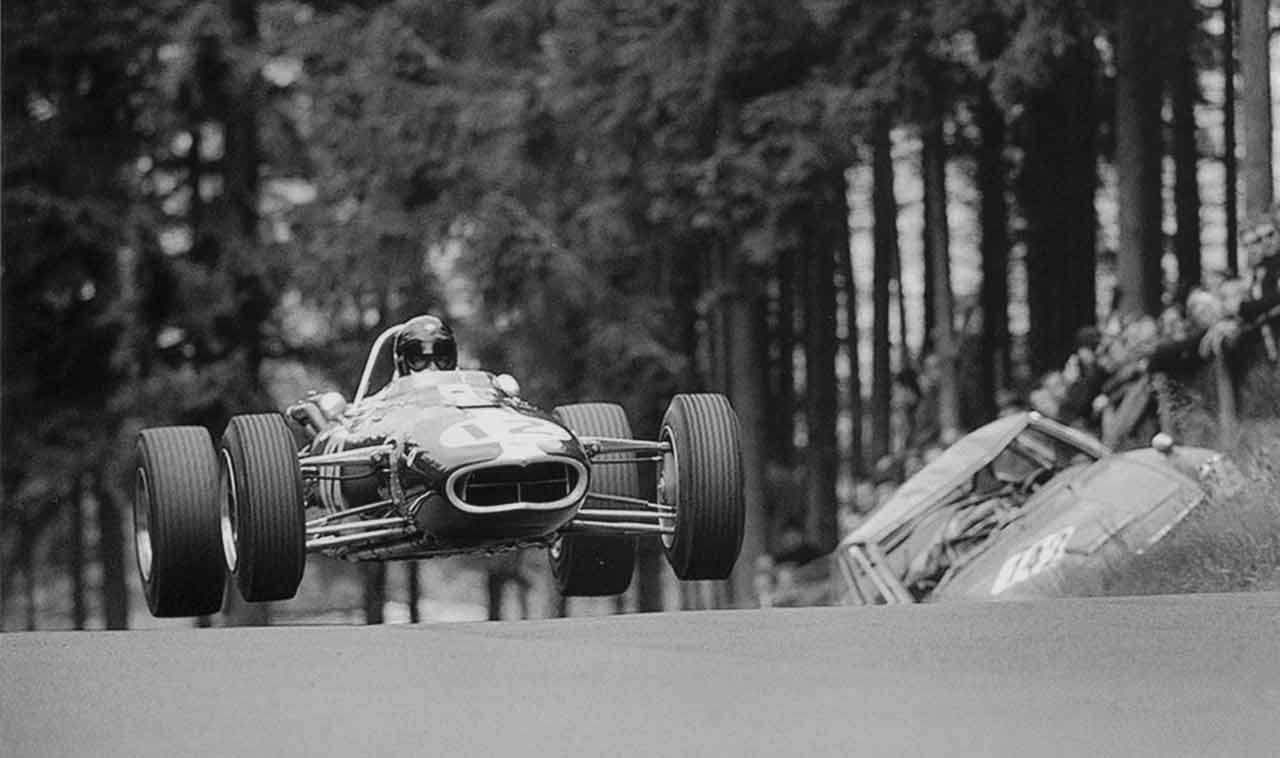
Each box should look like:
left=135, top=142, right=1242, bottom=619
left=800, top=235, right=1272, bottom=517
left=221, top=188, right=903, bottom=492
left=4, top=0, right=1278, bottom=629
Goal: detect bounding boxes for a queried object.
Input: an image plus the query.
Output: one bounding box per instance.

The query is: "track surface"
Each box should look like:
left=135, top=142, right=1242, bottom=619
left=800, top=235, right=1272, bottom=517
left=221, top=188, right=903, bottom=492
left=3, top=592, right=1279, bottom=757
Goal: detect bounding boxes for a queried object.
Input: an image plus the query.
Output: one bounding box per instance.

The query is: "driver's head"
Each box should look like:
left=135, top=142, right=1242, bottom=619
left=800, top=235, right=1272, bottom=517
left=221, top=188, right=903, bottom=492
left=393, top=315, right=457, bottom=374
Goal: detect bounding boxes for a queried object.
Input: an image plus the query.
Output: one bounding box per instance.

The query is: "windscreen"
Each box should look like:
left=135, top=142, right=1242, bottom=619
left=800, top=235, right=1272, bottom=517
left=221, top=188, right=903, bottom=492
left=992, top=427, right=1097, bottom=484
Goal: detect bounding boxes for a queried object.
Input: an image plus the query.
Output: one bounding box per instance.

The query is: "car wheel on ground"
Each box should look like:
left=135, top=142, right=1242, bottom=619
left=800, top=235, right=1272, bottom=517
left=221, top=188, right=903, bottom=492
left=220, top=413, right=306, bottom=603
left=134, top=427, right=227, bottom=617
left=659, top=393, right=744, bottom=580
left=551, top=403, right=640, bottom=596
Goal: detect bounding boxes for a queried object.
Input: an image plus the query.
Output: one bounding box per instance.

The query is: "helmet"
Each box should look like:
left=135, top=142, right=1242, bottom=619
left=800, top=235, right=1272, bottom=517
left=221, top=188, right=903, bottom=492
left=393, top=315, right=458, bottom=374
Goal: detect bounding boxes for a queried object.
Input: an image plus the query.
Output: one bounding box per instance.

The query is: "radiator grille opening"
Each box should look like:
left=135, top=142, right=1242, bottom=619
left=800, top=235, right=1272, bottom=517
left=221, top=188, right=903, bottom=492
left=453, top=462, right=580, bottom=507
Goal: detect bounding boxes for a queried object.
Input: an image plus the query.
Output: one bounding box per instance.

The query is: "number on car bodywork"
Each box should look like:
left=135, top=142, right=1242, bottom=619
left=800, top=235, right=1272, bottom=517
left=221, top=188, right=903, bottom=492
left=439, top=415, right=572, bottom=447
left=990, top=526, right=1076, bottom=595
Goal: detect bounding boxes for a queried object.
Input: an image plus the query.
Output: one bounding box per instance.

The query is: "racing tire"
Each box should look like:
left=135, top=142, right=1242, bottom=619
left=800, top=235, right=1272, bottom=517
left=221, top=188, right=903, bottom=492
left=659, top=394, right=744, bottom=580
left=550, top=403, right=639, bottom=596
left=134, top=427, right=227, bottom=617
left=220, top=413, right=306, bottom=603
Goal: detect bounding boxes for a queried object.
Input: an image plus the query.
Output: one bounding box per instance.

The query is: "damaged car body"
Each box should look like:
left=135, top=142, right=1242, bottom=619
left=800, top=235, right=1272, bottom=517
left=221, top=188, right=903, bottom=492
left=836, top=412, right=1243, bottom=605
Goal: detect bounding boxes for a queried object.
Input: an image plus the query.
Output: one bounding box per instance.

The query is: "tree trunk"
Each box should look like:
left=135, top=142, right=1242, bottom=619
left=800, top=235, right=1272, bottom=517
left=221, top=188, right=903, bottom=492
left=727, top=260, right=770, bottom=604
left=838, top=177, right=865, bottom=480
left=804, top=185, right=840, bottom=552
left=406, top=561, right=421, bottom=623
left=71, top=475, right=87, bottom=630
left=701, top=246, right=731, bottom=391
left=695, top=6, right=760, bottom=604
left=871, top=114, right=897, bottom=464
left=363, top=563, right=386, bottom=624
left=1021, top=43, right=1099, bottom=374
left=767, top=249, right=796, bottom=466
left=1240, top=0, right=1273, bottom=222
left=1115, top=0, right=1164, bottom=318
left=226, top=0, right=261, bottom=241
left=225, top=0, right=271, bottom=383
left=93, top=472, right=129, bottom=630
left=487, top=570, right=505, bottom=621
left=23, top=546, right=37, bottom=631
left=922, top=105, right=960, bottom=440
left=222, top=579, right=271, bottom=626
left=1223, top=0, right=1241, bottom=276
left=0, top=545, right=9, bottom=630
left=921, top=184, right=936, bottom=358
left=893, top=237, right=910, bottom=371
left=1170, top=0, right=1203, bottom=295
left=977, top=86, right=1010, bottom=417
left=633, top=539, right=665, bottom=612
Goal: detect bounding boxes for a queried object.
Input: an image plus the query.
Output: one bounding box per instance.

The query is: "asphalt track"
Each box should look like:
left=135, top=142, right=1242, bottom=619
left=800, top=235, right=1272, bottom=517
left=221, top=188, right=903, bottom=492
left=3, top=592, right=1278, bottom=758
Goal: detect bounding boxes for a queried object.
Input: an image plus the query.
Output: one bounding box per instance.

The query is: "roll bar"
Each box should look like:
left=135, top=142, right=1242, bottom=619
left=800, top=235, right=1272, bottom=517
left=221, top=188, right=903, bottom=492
left=353, top=324, right=403, bottom=404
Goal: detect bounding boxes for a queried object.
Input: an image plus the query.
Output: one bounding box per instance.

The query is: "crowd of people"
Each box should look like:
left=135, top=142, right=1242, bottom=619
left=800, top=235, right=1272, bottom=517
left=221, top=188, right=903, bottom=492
left=1029, top=225, right=1280, bottom=449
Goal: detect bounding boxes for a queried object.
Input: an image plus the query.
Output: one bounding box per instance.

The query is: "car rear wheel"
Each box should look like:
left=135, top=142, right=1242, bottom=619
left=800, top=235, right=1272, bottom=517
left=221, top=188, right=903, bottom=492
left=659, top=394, right=744, bottom=580
left=221, top=413, right=306, bottom=603
left=550, top=403, right=639, bottom=596
left=134, top=427, right=226, bottom=617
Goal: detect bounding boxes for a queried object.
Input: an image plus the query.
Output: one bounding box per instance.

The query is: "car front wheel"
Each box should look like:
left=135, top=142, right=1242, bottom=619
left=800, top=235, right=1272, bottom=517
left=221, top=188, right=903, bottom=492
left=221, top=413, right=306, bottom=603
left=659, top=394, right=744, bottom=580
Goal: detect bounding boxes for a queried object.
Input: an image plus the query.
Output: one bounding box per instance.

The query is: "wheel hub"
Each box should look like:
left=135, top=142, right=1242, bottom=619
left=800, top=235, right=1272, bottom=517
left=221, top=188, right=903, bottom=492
left=658, top=429, right=678, bottom=549
left=134, top=468, right=153, bottom=582
left=219, top=449, right=239, bottom=573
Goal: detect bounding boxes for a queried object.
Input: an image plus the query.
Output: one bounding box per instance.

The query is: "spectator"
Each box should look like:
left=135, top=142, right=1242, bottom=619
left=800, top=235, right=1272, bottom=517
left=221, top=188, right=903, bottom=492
left=1199, top=269, right=1280, bottom=358
left=902, top=449, right=926, bottom=480
left=1029, top=371, right=1065, bottom=418
left=773, top=519, right=823, bottom=569
left=852, top=479, right=877, bottom=515
left=922, top=444, right=946, bottom=465
left=1058, top=325, right=1107, bottom=426
left=914, top=355, right=943, bottom=447
left=891, top=368, right=922, bottom=454
left=838, top=506, right=865, bottom=538
left=995, top=388, right=1023, bottom=417
left=872, top=454, right=903, bottom=507
left=769, top=520, right=831, bottom=608
left=753, top=555, right=777, bottom=608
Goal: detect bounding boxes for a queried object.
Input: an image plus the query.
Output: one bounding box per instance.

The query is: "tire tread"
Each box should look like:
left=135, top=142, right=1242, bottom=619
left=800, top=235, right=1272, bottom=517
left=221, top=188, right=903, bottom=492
left=662, top=394, right=744, bottom=580
left=223, top=413, right=305, bottom=602
left=136, top=426, right=225, bottom=617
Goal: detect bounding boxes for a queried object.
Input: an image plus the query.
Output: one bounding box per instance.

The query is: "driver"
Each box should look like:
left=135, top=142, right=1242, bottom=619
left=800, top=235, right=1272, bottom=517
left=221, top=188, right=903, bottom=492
left=393, top=315, right=458, bottom=374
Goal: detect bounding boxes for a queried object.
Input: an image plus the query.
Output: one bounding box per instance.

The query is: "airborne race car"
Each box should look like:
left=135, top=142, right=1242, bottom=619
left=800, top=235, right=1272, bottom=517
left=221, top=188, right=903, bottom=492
left=835, top=411, right=1244, bottom=605
left=133, top=326, right=744, bottom=617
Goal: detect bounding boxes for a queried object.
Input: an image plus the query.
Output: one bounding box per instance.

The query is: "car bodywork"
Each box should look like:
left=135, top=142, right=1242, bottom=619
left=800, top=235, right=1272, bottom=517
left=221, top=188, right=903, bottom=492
left=304, top=370, right=594, bottom=557
left=295, top=327, right=671, bottom=561
left=835, top=412, right=1241, bottom=605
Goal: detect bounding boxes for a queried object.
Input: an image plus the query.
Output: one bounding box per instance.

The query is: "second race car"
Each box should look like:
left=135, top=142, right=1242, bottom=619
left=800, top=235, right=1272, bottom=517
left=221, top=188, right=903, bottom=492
left=834, top=411, right=1244, bottom=605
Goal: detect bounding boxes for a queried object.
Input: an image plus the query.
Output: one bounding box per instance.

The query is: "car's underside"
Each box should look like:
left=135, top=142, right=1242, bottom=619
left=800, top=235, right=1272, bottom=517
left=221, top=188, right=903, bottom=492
left=297, top=436, right=677, bottom=561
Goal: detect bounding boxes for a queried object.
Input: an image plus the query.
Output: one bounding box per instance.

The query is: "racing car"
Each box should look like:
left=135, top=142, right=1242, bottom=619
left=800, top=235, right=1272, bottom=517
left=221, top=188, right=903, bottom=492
left=132, top=325, right=744, bottom=617
left=835, top=411, right=1243, bottom=605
